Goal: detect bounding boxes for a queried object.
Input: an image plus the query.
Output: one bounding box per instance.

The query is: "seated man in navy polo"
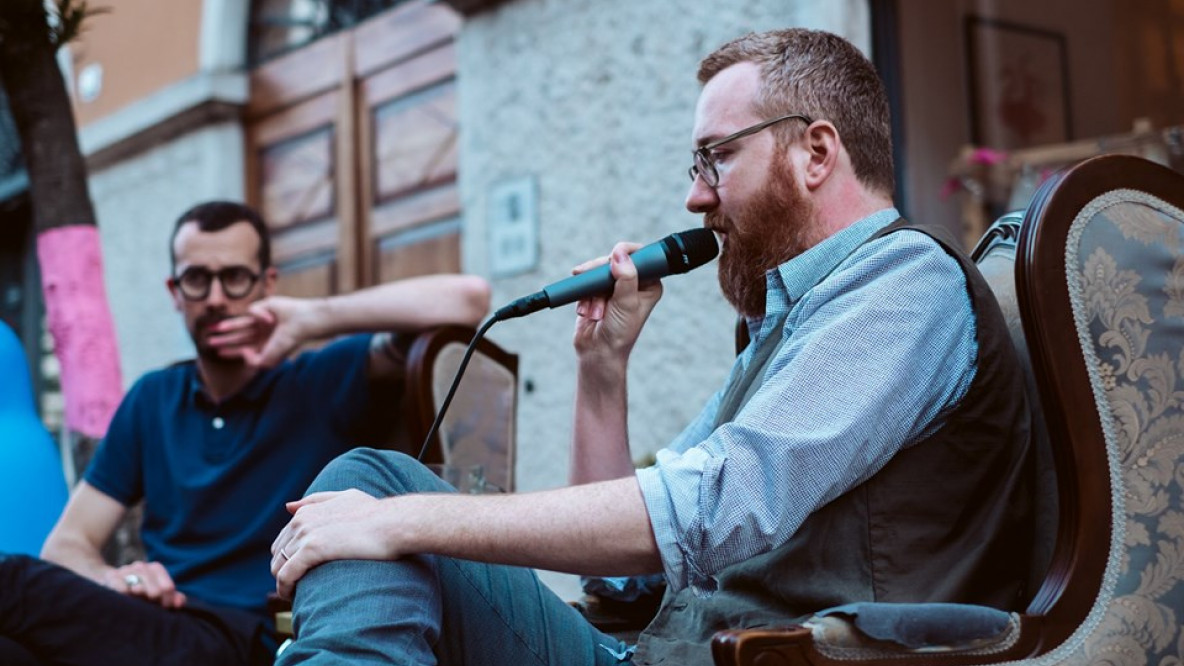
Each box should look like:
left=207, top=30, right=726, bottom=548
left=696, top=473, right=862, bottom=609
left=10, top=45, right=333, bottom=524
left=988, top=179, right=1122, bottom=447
left=0, top=200, right=491, bottom=665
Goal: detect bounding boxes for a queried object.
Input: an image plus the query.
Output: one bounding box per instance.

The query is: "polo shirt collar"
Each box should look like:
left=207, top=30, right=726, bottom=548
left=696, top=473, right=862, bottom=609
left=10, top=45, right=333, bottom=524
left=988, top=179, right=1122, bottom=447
left=186, top=361, right=281, bottom=408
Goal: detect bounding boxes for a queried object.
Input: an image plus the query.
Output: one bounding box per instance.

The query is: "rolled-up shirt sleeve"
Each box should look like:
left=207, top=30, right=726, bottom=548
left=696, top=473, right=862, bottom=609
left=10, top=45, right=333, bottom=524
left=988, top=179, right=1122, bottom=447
left=637, top=231, right=978, bottom=595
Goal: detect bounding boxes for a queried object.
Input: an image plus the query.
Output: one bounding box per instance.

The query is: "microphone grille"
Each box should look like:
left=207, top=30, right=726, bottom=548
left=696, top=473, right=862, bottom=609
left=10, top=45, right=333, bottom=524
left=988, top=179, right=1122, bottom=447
left=670, top=228, right=720, bottom=272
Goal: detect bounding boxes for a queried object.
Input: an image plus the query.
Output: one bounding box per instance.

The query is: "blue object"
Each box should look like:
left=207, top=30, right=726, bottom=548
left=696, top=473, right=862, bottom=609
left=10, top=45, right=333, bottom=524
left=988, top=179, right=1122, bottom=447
left=0, top=320, right=68, bottom=555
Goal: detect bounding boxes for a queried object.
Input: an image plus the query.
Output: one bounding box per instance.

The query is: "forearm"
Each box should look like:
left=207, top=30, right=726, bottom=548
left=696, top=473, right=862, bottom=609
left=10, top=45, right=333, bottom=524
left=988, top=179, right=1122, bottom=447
left=304, top=274, right=491, bottom=339
left=40, top=481, right=125, bottom=584
left=41, top=530, right=114, bottom=584
left=570, top=358, right=634, bottom=484
left=396, top=476, right=661, bottom=576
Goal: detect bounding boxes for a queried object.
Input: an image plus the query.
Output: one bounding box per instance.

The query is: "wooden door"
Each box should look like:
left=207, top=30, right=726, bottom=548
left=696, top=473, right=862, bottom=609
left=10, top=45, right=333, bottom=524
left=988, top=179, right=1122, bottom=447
left=245, top=1, right=462, bottom=299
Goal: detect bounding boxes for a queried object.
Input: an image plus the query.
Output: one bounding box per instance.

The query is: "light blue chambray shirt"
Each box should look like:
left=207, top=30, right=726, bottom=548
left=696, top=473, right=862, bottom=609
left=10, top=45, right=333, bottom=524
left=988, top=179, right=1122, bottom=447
left=635, top=208, right=978, bottom=595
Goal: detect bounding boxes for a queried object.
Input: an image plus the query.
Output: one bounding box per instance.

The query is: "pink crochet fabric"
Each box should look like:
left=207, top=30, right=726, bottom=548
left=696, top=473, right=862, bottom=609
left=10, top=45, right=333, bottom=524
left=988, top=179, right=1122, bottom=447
left=36, top=225, right=122, bottom=438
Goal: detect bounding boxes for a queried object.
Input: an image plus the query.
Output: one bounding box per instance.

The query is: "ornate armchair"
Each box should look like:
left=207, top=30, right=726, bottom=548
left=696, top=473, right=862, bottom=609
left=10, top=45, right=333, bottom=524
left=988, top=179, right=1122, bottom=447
left=403, top=324, right=518, bottom=493
left=712, top=154, right=1184, bottom=665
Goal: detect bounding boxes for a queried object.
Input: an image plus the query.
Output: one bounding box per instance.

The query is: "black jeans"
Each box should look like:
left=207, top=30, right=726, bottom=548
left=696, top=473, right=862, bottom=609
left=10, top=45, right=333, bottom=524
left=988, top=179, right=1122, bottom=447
left=0, top=554, right=275, bottom=666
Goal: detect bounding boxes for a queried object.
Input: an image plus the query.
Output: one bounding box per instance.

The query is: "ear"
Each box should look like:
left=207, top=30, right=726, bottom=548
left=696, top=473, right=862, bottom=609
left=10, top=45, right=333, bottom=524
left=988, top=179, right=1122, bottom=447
left=261, top=266, right=279, bottom=297
left=166, top=278, right=184, bottom=312
left=801, top=120, right=841, bottom=191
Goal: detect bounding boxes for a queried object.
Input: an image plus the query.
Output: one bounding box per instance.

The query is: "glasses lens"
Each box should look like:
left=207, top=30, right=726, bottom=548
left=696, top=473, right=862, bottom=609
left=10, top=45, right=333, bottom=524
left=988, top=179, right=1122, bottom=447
left=220, top=267, right=258, bottom=298
left=693, top=150, right=717, bottom=187
left=177, top=268, right=212, bottom=300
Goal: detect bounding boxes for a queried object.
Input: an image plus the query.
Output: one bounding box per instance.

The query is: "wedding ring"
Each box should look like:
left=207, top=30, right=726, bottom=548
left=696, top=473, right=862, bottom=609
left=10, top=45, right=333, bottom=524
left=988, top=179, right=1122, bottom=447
left=124, top=573, right=143, bottom=588
left=280, top=547, right=291, bottom=560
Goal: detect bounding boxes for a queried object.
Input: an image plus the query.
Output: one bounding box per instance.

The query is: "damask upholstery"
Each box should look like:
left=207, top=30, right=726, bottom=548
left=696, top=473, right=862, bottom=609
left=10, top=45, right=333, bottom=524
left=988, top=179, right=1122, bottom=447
left=711, top=155, right=1184, bottom=666
left=1062, top=191, right=1184, bottom=663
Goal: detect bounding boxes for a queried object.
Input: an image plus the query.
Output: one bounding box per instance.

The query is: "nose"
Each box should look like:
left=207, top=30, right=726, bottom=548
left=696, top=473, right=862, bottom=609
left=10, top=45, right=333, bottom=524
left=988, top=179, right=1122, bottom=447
left=204, top=278, right=229, bottom=306
left=685, top=175, right=719, bottom=214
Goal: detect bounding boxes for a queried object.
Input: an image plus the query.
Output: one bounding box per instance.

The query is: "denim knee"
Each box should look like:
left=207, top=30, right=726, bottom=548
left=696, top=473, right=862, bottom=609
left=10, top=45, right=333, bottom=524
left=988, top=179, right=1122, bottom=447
left=307, top=447, right=448, bottom=498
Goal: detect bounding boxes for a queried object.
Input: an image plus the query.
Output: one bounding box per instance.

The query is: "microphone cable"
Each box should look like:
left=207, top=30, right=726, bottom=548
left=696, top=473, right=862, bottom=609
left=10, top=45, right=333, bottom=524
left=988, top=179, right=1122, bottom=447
left=414, top=313, right=501, bottom=463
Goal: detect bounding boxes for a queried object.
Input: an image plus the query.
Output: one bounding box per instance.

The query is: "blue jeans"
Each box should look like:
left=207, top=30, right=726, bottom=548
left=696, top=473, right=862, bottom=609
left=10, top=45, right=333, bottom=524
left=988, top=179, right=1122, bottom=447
left=276, top=449, right=630, bottom=666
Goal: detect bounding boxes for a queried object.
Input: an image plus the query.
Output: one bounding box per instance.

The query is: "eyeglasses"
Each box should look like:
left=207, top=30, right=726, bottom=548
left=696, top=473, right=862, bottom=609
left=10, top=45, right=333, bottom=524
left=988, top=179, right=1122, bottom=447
left=688, top=113, right=814, bottom=188
left=171, top=266, right=261, bottom=301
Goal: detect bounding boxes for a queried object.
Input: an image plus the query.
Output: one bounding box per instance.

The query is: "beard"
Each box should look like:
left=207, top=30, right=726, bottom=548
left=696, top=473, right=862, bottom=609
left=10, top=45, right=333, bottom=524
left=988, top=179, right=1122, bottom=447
left=191, top=310, right=237, bottom=363
left=711, top=157, right=820, bottom=318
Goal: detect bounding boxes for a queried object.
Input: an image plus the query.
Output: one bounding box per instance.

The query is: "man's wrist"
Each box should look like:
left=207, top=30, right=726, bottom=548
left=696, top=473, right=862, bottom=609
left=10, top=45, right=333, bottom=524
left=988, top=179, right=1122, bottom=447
left=381, top=495, right=421, bottom=557
left=303, top=296, right=335, bottom=339
left=578, top=355, right=627, bottom=384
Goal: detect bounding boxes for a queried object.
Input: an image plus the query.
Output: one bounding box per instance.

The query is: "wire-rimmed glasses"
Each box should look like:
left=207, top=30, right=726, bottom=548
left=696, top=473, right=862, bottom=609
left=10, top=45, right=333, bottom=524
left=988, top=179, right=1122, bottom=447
left=688, top=113, right=814, bottom=188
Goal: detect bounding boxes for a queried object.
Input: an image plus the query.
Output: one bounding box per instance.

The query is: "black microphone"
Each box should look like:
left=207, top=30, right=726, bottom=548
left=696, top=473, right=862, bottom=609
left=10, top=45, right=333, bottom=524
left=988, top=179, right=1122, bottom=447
left=494, top=228, right=719, bottom=321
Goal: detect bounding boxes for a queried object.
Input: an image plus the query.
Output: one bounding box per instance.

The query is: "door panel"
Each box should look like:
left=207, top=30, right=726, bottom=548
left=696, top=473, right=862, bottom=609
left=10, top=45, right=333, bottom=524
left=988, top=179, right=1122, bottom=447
left=373, top=82, right=457, bottom=200
left=246, top=2, right=462, bottom=299
left=375, top=218, right=461, bottom=284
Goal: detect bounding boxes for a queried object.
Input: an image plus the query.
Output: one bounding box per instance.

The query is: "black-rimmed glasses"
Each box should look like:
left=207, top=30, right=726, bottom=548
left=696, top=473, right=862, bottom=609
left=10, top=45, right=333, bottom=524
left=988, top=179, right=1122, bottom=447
left=688, top=113, right=814, bottom=188
left=171, top=266, right=262, bottom=301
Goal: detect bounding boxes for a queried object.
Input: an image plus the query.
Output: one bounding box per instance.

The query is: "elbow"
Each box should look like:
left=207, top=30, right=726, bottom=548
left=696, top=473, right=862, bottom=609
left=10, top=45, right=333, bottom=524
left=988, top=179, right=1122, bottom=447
left=39, top=527, right=68, bottom=564
left=459, top=275, right=492, bottom=324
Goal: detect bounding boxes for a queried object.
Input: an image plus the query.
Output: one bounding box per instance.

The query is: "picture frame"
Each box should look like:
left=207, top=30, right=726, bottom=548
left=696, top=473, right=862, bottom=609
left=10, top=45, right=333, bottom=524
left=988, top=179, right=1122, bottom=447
left=965, top=16, right=1073, bottom=150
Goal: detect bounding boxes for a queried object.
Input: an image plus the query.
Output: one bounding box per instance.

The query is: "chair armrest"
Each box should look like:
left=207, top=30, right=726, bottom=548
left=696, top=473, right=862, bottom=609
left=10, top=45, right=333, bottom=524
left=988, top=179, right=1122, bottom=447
left=712, top=625, right=816, bottom=666
left=712, top=605, right=1036, bottom=666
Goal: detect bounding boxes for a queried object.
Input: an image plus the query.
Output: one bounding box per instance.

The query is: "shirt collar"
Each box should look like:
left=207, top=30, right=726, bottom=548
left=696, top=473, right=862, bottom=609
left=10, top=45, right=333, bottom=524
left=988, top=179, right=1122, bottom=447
left=185, top=361, right=278, bottom=408
left=746, top=207, right=900, bottom=335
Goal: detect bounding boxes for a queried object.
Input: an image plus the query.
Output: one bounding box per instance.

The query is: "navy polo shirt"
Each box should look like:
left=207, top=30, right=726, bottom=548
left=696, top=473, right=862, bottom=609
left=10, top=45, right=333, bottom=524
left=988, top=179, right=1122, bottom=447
left=85, top=334, right=392, bottom=621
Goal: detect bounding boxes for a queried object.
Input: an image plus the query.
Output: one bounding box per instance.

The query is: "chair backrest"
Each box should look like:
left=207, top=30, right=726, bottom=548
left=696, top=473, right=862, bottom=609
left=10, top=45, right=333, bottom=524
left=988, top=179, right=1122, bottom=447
left=1012, top=154, right=1184, bottom=661
left=971, top=213, right=1058, bottom=604
left=403, top=325, right=519, bottom=493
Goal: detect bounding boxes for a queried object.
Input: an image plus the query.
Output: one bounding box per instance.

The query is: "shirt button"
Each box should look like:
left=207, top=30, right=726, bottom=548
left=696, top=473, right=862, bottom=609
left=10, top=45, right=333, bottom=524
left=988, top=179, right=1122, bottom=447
left=212, top=417, right=225, bottom=429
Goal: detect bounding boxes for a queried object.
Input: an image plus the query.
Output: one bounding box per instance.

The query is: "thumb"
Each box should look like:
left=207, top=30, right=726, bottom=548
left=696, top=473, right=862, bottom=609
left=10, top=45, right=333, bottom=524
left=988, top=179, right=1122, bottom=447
left=287, top=491, right=339, bottom=513
left=239, top=346, right=267, bottom=368
left=609, top=245, right=639, bottom=287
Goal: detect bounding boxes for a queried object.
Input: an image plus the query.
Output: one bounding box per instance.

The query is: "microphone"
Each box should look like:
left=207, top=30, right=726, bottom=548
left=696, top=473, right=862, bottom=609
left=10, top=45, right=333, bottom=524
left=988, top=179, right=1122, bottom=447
left=494, top=228, right=719, bottom=321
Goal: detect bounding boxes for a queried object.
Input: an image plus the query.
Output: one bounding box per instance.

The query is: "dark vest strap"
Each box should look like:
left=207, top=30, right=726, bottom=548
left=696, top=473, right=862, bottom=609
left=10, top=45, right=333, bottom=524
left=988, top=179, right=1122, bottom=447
left=712, top=316, right=786, bottom=430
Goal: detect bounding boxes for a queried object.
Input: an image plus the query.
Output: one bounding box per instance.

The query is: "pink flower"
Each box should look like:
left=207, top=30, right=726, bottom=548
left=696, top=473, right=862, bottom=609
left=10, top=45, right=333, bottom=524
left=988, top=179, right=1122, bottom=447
left=969, top=147, right=1008, bottom=166
left=940, top=177, right=963, bottom=200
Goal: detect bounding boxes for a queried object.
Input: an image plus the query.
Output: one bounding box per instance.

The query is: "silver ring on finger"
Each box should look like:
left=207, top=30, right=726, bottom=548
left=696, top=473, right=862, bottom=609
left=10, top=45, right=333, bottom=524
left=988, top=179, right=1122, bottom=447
left=124, top=573, right=143, bottom=588
left=280, top=546, right=291, bottom=560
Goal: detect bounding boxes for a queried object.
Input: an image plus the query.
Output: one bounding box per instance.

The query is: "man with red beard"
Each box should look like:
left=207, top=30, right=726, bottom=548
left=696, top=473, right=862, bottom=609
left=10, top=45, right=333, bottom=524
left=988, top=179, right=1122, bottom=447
left=0, top=200, right=491, bottom=665
left=267, top=29, right=1034, bottom=666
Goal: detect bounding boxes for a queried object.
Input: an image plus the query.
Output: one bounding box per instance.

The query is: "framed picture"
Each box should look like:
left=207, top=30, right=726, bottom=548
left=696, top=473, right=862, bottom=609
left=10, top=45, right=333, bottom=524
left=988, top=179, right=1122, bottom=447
left=965, top=16, right=1073, bottom=150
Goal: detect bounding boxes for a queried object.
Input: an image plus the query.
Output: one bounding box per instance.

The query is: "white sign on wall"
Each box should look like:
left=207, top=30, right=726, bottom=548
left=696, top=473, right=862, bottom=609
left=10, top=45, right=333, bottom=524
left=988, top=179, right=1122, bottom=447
left=488, top=176, right=539, bottom=277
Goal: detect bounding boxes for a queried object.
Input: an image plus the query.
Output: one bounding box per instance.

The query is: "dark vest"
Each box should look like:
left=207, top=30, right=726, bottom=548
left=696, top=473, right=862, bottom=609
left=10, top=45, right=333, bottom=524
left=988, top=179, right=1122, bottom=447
left=633, top=220, right=1036, bottom=666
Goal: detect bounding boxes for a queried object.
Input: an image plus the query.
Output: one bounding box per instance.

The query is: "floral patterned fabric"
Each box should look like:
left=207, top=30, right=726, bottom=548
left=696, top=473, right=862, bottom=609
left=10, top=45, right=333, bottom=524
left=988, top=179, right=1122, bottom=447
left=1044, top=193, right=1184, bottom=665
